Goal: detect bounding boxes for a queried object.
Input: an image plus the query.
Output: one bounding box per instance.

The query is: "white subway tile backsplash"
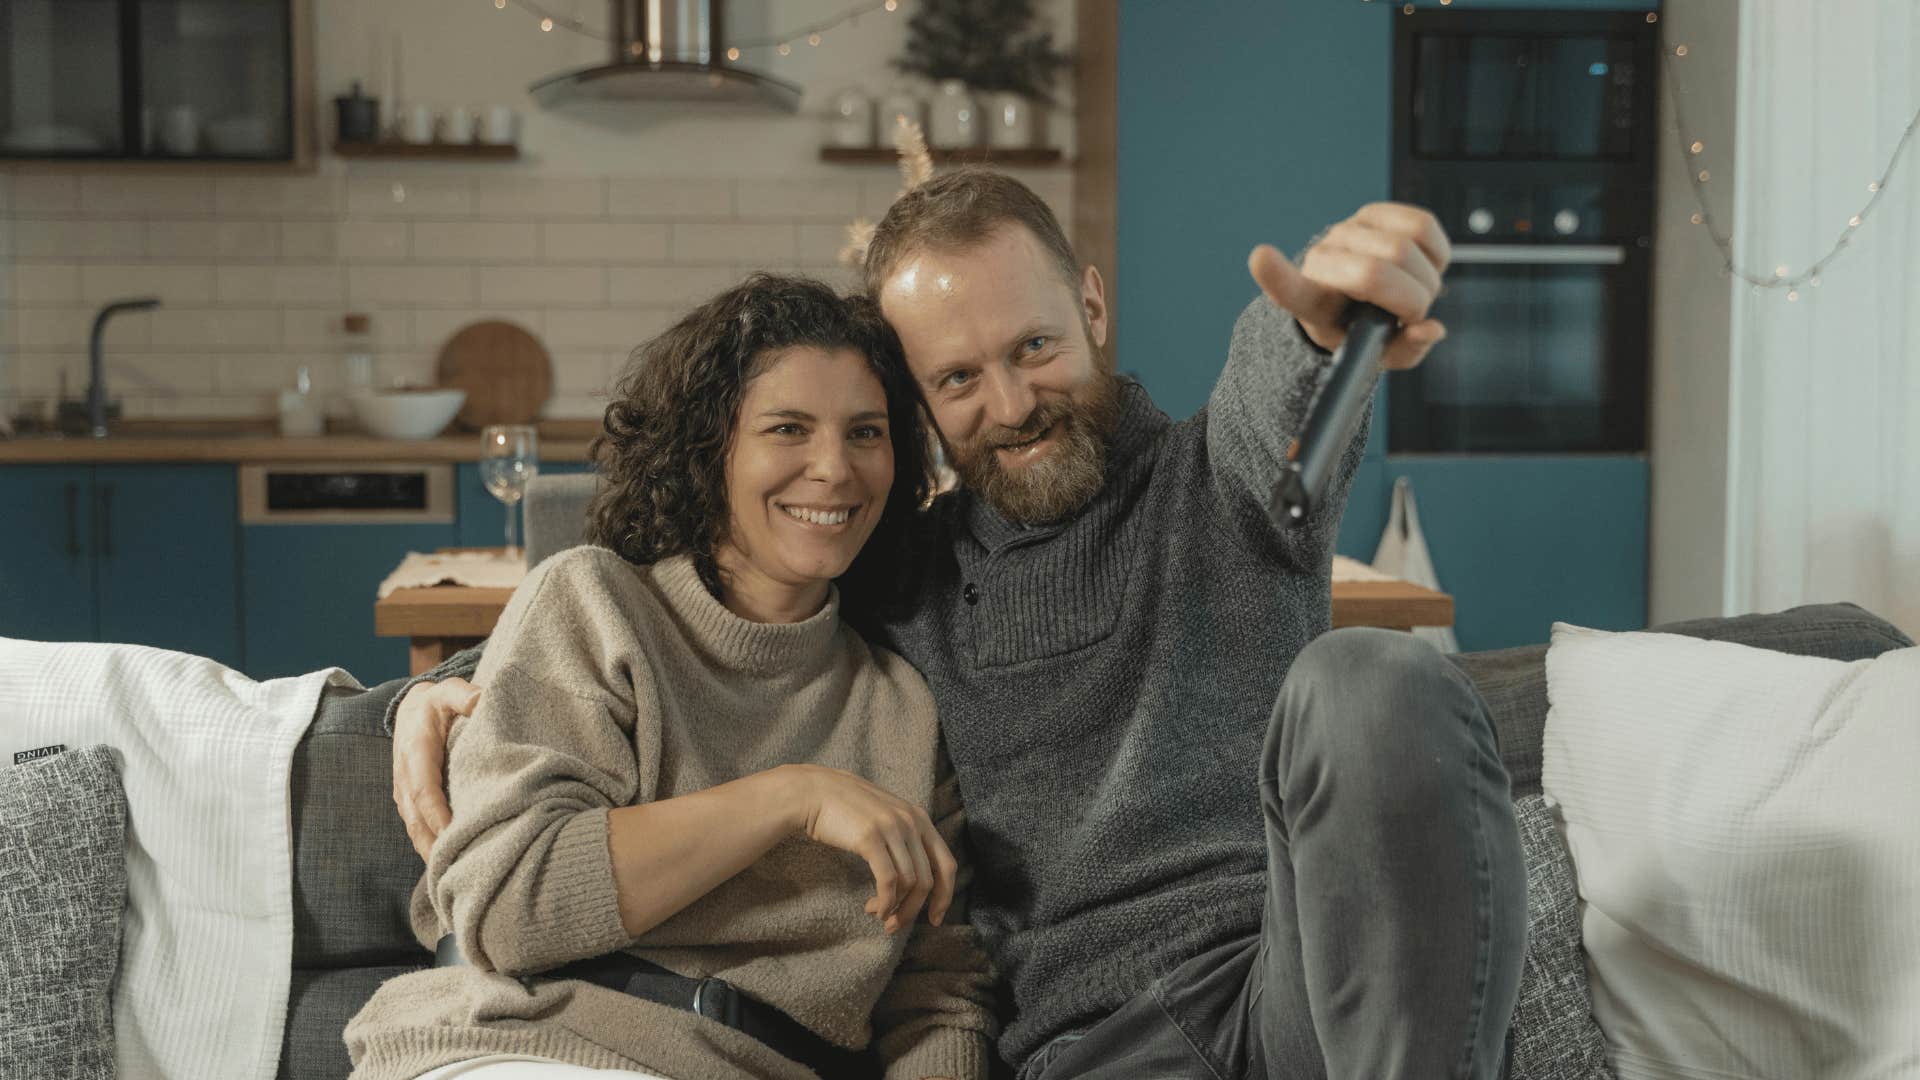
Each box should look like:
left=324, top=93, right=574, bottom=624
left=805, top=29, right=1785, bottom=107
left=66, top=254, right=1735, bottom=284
left=474, top=177, right=606, bottom=219
left=82, top=176, right=215, bottom=217
left=216, top=265, right=347, bottom=306
left=539, top=223, right=669, bottom=262
left=280, top=222, right=337, bottom=259
left=214, top=177, right=343, bottom=218
left=14, top=220, right=146, bottom=259
left=16, top=308, right=119, bottom=350
left=146, top=220, right=281, bottom=260
left=543, top=308, right=676, bottom=350
left=607, top=178, right=733, bottom=220
left=478, top=266, right=605, bottom=307
left=348, top=177, right=474, bottom=218
left=1, top=166, right=1073, bottom=418
left=283, top=308, right=409, bottom=348
left=348, top=265, right=476, bottom=306
left=8, top=354, right=84, bottom=394
left=12, top=264, right=84, bottom=304
left=796, top=223, right=857, bottom=268
left=735, top=179, right=861, bottom=221
left=121, top=395, right=276, bottom=420
left=82, top=264, right=216, bottom=304
left=411, top=308, right=544, bottom=350
left=413, top=221, right=539, bottom=261
left=540, top=394, right=611, bottom=420
left=336, top=221, right=410, bottom=260
left=106, top=354, right=219, bottom=394
left=669, top=223, right=796, bottom=264
left=149, top=309, right=282, bottom=349
left=548, top=351, right=615, bottom=396
left=13, top=175, right=80, bottom=214
left=218, top=353, right=342, bottom=394
left=606, top=265, right=742, bottom=307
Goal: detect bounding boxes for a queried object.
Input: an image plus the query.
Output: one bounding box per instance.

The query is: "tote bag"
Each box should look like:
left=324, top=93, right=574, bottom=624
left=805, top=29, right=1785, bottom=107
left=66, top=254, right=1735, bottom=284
left=1371, top=476, right=1460, bottom=653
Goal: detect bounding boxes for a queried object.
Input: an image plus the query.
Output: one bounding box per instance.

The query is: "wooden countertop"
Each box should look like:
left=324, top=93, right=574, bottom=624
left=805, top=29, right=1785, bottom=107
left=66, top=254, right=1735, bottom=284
left=0, top=418, right=600, bottom=464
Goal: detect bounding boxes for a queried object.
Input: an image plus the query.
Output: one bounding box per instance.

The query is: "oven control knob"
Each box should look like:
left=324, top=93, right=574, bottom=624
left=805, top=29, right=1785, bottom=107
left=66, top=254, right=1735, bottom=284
left=1467, top=208, right=1495, bottom=235
left=1553, top=209, right=1581, bottom=236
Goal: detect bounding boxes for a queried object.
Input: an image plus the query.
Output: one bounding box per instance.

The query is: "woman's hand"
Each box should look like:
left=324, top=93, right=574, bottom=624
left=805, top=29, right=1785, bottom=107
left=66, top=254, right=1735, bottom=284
left=782, top=764, right=958, bottom=936
left=391, top=677, right=481, bottom=861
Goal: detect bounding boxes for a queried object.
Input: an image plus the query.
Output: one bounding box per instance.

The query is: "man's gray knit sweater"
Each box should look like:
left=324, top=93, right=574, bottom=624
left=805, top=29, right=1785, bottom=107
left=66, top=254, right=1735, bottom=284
left=394, top=296, right=1370, bottom=1069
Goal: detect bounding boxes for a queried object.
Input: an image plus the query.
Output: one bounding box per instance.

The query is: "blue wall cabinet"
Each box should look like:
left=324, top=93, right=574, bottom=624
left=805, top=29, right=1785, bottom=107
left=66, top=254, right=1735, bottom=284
left=0, top=465, right=99, bottom=643
left=242, top=520, right=460, bottom=687
left=0, top=464, right=241, bottom=666
left=1375, top=457, right=1647, bottom=650
left=93, top=465, right=242, bottom=668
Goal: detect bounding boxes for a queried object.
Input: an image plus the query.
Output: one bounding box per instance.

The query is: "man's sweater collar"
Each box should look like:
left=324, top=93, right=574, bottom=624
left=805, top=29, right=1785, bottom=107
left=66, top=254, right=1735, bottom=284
left=961, top=378, right=1169, bottom=553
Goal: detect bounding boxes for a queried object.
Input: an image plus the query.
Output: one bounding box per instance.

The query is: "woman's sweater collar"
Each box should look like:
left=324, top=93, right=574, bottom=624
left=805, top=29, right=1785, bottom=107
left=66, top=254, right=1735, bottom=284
left=650, top=554, right=842, bottom=676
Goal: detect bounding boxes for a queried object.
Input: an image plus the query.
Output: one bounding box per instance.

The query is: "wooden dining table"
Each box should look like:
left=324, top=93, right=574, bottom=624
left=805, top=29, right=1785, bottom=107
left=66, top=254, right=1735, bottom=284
left=375, top=552, right=1455, bottom=676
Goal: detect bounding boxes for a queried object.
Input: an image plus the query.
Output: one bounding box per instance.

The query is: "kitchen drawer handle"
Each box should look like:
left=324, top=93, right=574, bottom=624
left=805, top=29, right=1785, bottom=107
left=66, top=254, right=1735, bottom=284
left=65, top=482, right=81, bottom=558
left=1449, top=244, right=1627, bottom=266
left=97, top=482, right=114, bottom=559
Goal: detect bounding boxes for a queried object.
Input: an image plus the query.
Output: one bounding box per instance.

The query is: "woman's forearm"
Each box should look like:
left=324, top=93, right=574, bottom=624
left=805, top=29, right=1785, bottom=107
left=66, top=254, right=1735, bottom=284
left=607, top=766, right=803, bottom=938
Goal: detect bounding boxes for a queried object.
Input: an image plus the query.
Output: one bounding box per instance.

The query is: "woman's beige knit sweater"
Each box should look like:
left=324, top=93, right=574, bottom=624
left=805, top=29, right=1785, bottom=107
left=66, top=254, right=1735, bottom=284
left=344, top=548, right=995, bottom=1080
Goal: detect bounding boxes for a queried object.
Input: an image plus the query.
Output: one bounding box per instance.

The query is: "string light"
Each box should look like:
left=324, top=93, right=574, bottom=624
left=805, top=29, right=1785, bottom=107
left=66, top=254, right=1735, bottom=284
left=495, top=0, right=898, bottom=56
left=1663, top=45, right=1920, bottom=292
left=1385, top=2, right=1919, bottom=300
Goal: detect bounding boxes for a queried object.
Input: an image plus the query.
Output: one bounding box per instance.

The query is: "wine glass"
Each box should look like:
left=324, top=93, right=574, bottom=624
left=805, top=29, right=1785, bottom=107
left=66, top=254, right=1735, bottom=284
left=480, top=424, right=539, bottom=561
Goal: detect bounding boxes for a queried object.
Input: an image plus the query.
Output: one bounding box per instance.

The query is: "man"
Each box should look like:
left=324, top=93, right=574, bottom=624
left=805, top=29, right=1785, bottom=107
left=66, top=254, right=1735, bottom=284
left=389, top=171, right=1524, bottom=1080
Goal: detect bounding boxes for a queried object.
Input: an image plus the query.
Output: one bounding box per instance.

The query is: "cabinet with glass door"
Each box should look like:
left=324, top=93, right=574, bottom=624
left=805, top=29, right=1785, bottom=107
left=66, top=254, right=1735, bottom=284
left=0, top=0, right=312, bottom=165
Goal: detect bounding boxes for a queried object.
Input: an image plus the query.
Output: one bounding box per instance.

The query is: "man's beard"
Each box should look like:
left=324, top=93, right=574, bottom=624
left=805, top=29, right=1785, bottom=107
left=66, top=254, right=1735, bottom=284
left=948, top=367, right=1123, bottom=525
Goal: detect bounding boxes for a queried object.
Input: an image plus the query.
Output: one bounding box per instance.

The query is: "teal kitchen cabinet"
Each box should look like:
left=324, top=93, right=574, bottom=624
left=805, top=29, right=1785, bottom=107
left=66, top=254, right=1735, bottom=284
left=0, top=464, right=241, bottom=667
left=243, top=520, right=459, bottom=686
left=92, top=464, right=241, bottom=667
left=1376, top=456, right=1648, bottom=651
left=0, top=465, right=98, bottom=643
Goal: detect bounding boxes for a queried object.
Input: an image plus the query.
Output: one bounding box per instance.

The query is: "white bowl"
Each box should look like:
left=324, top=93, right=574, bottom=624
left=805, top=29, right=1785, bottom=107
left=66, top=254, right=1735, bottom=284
left=350, top=389, right=467, bottom=440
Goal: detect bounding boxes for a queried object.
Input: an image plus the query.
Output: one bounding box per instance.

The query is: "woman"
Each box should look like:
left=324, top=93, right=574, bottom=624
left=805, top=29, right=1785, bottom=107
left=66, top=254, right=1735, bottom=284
left=345, top=275, right=994, bottom=1080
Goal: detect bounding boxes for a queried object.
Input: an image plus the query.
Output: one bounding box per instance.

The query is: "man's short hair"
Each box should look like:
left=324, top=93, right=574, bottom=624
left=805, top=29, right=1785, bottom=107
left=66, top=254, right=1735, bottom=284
left=861, top=169, right=1083, bottom=299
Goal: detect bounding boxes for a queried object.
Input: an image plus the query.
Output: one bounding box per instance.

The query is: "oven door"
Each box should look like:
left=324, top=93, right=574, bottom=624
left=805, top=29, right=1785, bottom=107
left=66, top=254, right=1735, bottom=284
left=1387, top=243, right=1648, bottom=454
left=1408, top=19, right=1646, bottom=161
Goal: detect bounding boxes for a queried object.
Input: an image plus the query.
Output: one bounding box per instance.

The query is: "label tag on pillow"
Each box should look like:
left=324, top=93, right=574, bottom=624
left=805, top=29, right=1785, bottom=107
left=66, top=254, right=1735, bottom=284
left=12, top=744, right=66, bottom=765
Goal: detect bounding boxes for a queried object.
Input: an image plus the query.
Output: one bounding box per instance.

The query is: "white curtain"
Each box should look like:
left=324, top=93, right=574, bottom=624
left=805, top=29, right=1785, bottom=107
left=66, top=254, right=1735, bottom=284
left=1724, top=0, right=1920, bottom=637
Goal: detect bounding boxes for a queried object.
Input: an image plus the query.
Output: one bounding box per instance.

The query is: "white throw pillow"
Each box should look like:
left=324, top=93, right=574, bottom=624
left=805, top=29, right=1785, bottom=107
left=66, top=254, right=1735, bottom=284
left=1542, top=623, right=1920, bottom=1080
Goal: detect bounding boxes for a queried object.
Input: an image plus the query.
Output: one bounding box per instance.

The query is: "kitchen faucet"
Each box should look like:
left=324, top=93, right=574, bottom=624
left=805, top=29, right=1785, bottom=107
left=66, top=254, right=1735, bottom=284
left=87, top=297, right=160, bottom=437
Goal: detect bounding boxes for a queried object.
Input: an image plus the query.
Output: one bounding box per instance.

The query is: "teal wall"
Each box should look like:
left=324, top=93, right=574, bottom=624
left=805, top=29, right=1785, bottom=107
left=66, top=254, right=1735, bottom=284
left=1116, top=1, right=1393, bottom=421
left=1115, top=0, right=1656, bottom=651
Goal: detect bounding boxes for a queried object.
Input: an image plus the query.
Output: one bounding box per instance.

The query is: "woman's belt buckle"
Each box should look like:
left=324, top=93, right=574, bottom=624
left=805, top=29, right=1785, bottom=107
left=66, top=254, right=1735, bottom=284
left=690, top=977, right=743, bottom=1028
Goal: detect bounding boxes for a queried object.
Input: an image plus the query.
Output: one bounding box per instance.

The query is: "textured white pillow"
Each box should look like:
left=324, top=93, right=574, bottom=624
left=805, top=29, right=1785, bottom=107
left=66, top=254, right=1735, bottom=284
left=1542, top=624, right=1920, bottom=1080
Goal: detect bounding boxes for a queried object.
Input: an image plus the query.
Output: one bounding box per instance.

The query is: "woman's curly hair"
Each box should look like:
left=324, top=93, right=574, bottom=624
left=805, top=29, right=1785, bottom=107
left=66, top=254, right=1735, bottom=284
left=585, top=273, right=931, bottom=610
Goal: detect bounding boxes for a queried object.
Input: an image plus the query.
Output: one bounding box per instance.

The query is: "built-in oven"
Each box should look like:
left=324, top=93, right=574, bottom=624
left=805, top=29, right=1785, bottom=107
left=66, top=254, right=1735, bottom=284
left=1389, top=10, right=1659, bottom=454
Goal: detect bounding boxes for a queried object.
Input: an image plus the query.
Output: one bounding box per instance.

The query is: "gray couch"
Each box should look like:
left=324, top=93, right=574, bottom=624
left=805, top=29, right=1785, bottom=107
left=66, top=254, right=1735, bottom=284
left=277, top=475, right=1915, bottom=1078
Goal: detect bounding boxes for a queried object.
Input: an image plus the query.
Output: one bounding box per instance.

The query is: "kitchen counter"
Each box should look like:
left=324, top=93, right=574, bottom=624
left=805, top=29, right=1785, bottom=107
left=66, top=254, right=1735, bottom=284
left=0, top=419, right=600, bottom=464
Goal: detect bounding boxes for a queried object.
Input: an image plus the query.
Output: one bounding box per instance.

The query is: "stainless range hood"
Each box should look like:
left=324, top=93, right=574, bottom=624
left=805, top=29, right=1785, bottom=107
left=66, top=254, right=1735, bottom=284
left=529, top=0, right=801, bottom=112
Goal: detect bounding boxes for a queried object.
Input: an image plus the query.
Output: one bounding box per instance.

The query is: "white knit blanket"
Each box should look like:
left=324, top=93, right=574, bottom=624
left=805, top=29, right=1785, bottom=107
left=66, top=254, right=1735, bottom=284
left=0, top=639, right=358, bottom=1080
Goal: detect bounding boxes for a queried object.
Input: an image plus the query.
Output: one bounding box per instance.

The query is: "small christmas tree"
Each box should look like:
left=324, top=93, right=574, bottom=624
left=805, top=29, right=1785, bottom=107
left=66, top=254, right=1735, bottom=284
left=894, top=0, right=1073, bottom=104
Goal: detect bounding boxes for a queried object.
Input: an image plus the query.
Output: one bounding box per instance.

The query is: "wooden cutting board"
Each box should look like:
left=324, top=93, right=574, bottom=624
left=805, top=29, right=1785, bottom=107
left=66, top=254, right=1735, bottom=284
left=433, top=320, right=553, bottom=429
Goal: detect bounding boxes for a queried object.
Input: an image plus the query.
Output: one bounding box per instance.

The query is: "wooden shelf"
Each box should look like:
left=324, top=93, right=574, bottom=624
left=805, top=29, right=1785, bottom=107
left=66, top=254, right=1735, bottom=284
left=332, top=141, right=520, bottom=160
left=820, top=146, right=1064, bottom=167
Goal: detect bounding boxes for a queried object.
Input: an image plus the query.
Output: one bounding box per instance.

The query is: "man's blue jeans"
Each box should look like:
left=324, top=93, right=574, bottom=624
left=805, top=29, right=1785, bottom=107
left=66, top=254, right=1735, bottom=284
left=1019, top=628, right=1526, bottom=1080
